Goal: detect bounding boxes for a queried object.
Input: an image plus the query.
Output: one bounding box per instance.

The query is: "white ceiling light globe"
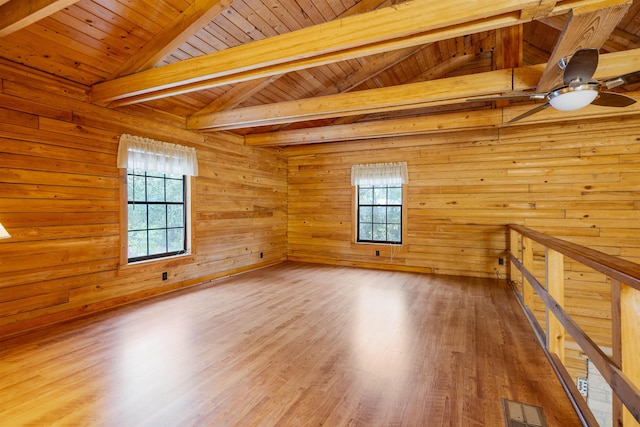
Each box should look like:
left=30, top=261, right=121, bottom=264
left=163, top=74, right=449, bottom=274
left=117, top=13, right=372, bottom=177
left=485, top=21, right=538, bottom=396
left=548, top=85, right=599, bottom=111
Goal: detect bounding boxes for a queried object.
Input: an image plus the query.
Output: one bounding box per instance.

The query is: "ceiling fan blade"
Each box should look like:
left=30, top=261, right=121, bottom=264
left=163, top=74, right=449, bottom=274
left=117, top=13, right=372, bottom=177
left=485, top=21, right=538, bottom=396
left=508, top=103, right=551, bottom=123
left=603, top=70, right=640, bottom=90
left=563, top=48, right=599, bottom=86
left=592, top=91, right=637, bottom=107
left=467, top=94, right=546, bottom=103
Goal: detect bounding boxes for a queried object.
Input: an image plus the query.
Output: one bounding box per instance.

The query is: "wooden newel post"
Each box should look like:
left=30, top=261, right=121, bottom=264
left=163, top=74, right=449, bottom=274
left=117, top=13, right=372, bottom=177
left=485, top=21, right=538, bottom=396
left=621, top=282, right=640, bottom=427
left=546, top=248, right=565, bottom=362
left=523, top=236, right=534, bottom=310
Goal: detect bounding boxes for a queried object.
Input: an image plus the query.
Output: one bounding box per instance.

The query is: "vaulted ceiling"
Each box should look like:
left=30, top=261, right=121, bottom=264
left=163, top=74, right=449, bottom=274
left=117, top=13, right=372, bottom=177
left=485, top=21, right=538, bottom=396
left=1, top=0, right=640, bottom=146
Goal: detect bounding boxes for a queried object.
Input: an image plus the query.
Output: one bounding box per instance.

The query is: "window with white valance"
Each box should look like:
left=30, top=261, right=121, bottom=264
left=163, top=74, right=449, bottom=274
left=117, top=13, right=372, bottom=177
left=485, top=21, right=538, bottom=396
left=350, top=162, right=408, bottom=186
left=117, top=134, right=198, bottom=176
left=118, top=134, right=196, bottom=263
left=351, top=162, right=408, bottom=245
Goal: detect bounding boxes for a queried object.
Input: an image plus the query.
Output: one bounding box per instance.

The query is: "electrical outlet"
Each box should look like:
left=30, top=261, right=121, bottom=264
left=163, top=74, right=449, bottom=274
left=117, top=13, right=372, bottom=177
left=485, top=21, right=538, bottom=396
left=375, top=250, right=380, bottom=256
left=162, top=272, right=168, bottom=280
left=577, top=377, right=588, bottom=396
left=498, top=257, right=504, bottom=265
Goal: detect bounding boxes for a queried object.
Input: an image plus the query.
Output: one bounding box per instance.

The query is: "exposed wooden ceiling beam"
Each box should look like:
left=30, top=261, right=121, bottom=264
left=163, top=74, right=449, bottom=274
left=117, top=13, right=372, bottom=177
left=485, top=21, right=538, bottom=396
left=187, top=69, right=521, bottom=131
left=241, top=48, right=640, bottom=145
left=190, top=46, right=640, bottom=131
left=328, top=52, right=477, bottom=127
left=0, top=0, right=79, bottom=37
left=268, top=45, right=432, bottom=132
left=110, top=0, right=236, bottom=79
left=246, top=109, right=504, bottom=146
left=324, top=34, right=495, bottom=127
left=92, top=0, right=559, bottom=107
left=245, top=89, right=640, bottom=146
left=195, top=76, right=282, bottom=115
left=536, top=0, right=632, bottom=92
left=191, top=0, right=391, bottom=116
left=519, top=0, right=558, bottom=20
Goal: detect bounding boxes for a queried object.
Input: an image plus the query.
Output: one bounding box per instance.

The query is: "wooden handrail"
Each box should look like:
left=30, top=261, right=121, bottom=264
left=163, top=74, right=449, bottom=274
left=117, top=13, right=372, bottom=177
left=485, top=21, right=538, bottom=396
left=509, top=224, right=640, bottom=292
left=508, top=225, right=640, bottom=425
left=510, top=254, right=640, bottom=421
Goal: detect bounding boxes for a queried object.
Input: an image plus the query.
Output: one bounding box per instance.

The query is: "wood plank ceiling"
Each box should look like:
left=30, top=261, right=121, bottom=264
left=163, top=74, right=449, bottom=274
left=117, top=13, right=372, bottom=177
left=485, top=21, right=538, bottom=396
left=1, top=0, right=640, bottom=146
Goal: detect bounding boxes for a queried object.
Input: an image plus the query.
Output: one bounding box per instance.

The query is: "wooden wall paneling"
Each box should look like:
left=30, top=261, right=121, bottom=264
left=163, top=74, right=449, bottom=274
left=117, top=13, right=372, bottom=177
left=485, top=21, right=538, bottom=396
left=0, top=62, right=90, bottom=101
left=0, top=107, right=38, bottom=128
left=0, top=59, right=287, bottom=337
left=0, top=93, right=72, bottom=122
left=286, top=113, right=640, bottom=379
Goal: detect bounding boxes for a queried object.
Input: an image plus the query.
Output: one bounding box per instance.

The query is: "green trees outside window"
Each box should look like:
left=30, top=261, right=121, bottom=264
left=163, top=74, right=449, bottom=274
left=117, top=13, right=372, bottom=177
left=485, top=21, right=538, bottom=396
left=127, top=170, right=186, bottom=262
left=357, top=185, right=402, bottom=244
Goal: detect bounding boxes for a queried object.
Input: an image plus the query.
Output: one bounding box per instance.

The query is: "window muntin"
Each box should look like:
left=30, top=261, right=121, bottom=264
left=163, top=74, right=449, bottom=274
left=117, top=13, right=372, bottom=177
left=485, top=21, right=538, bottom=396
left=127, top=169, right=186, bottom=262
left=357, top=185, right=402, bottom=244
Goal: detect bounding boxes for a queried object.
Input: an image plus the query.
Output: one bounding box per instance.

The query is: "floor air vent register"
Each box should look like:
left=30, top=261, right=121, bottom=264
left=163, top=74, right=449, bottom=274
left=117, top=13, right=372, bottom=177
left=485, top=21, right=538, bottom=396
left=502, top=399, right=548, bottom=427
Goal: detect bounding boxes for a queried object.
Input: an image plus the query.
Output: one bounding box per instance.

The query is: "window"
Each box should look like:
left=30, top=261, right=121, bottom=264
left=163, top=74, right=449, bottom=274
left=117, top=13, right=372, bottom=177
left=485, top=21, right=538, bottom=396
left=351, top=162, right=408, bottom=245
left=118, top=134, right=198, bottom=264
left=127, top=170, right=186, bottom=262
left=357, top=185, right=402, bottom=244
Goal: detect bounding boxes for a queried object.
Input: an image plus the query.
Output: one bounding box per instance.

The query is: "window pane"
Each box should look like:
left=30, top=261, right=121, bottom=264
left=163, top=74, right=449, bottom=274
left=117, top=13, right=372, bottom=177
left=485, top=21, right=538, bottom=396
left=148, top=205, right=167, bottom=229
left=128, top=230, right=148, bottom=258
left=359, top=187, right=373, bottom=205
left=388, top=206, right=401, bottom=224
left=388, top=187, right=402, bottom=204
left=132, top=174, right=146, bottom=202
left=167, top=205, right=184, bottom=227
left=360, top=206, right=373, bottom=223
left=356, top=184, right=402, bottom=244
left=127, top=170, right=187, bottom=262
left=166, top=178, right=184, bottom=202
left=373, top=224, right=387, bottom=241
left=147, top=177, right=165, bottom=202
left=167, top=228, right=185, bottom=252
left=127, top=175, right=134, bottom=201
left=359, top=223, right=372, bottom=241
left=388, top=224, right=401, bottom=242
left=374, top=187, right=387, bottom=205
left=128, top=204, right=147, bottom=231
left=148, top=230, right=167, bottom=255
left=373, top=206, right=386, bottom=223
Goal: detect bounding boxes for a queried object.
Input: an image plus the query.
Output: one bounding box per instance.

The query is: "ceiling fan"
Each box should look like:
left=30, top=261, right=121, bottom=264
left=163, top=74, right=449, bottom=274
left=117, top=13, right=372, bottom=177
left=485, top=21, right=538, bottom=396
left=470, top=48, right=640, bottom=123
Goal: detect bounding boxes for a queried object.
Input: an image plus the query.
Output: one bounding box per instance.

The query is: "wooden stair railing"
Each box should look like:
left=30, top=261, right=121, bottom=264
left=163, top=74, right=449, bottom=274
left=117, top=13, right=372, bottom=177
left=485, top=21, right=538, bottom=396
left=508, top=225, right=640, bottom=427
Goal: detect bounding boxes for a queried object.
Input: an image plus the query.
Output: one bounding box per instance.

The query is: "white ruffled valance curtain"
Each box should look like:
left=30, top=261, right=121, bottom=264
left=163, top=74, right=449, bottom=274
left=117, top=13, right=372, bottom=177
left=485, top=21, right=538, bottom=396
left=117, top=134, right=198, bottom=176
left=351, top=162, right=408, bottom=186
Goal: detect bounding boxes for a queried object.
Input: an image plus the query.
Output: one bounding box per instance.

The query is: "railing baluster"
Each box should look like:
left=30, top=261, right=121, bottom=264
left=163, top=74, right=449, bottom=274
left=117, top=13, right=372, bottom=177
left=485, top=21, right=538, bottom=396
left=508, top=225, right=640, bottom=426
left=509, top=228, right=520, bottom=295
left=546, top=248, right=565, bottom=363
left=621, top=282, right=640, bottom=427
left=523, top=236, right=534, bottom=310
left=612, top=278, right=623, bottom=427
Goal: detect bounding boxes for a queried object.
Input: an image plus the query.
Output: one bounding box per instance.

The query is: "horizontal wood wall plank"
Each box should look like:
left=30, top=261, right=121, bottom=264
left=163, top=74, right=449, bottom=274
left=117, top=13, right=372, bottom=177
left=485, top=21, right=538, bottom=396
left=0, top=59, right=287, bottom=337
left=287, top=113, right=640, bottom=381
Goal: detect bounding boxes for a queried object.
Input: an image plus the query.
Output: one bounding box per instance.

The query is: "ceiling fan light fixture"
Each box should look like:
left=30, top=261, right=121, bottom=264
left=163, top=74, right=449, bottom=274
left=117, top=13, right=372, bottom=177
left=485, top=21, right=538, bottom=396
left=547, top=84, right=599, bottom=111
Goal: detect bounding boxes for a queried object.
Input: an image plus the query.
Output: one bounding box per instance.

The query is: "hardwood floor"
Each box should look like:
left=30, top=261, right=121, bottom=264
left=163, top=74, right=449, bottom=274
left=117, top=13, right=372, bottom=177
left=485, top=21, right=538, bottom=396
left=0, top=262, right=581, bottom=426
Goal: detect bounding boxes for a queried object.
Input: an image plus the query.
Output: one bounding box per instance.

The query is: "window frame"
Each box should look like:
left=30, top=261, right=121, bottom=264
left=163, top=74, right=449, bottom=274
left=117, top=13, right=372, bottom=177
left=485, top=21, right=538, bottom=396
left=119, top=168, right=194, bottom=266
left=354, top=184, right=405, bottom=245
